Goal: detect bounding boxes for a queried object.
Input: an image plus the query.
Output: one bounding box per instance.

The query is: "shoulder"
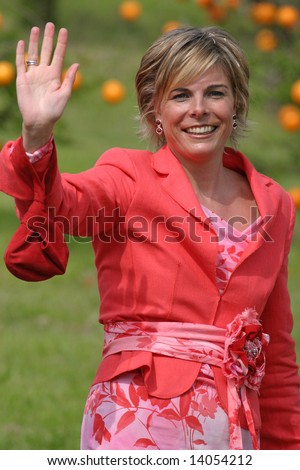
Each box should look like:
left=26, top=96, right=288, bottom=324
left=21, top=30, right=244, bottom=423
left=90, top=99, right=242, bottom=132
left=96, top=147, right=153, bottom=166
left=93, top=147, right=153, bottom=178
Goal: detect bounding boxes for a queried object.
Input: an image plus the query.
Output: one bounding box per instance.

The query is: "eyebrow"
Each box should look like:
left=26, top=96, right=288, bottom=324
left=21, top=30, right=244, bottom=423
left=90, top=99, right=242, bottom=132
left=170, top=84, right=229, bottom=93
left=206, top=84, right=229, bottom=90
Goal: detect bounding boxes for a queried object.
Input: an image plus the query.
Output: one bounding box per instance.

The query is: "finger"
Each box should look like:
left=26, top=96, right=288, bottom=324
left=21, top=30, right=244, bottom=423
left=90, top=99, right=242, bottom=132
left=61, top=63, right=80, bottom=94
left=27, top=26, right=40, bottom=62
left=16, top=40, right=26, bottom=75
left=51, top=27, right=69, bottom=70
left=40, top=22, right=55, bottom=65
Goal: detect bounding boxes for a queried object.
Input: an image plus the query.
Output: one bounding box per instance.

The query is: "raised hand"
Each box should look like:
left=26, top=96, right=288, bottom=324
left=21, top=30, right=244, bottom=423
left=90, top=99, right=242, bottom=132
left=16, top=22, right=79, bottom=152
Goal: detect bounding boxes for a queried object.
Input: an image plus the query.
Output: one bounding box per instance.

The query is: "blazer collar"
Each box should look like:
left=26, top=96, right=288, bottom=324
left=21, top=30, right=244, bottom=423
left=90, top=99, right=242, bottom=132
left=222, top=147, right=275, bottom=220
left=152, top=145, right=278, bottom=263
left=152, top=145, right=276, bottom=219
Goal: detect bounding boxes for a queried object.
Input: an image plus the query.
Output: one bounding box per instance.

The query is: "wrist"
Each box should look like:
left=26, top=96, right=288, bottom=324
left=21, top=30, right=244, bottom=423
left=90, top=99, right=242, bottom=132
left=25, top=134, right=54, bottom=163
left=22, top=123, right=54, bottom=154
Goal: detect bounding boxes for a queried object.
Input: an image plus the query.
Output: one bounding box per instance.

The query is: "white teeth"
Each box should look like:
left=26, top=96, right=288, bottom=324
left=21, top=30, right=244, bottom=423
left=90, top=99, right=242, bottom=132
left=186, top=126, right=216, bottom=134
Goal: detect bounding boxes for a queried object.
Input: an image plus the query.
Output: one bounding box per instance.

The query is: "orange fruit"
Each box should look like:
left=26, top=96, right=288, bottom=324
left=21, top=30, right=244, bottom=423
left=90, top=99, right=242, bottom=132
left=291, top=80, right=300, bottom=105
left=255, top=29, right=277, bottom=52
left=0, top=61, right=15, bottom=86
left=251, top=2, right=277, bottom=25
left=196, top=0, right=214, bottom=7
left=226, top=0, right=240, bottom=9
left=278, top=104, right=300, bottom=132
left=101, top=79, right=126, bottom=104
left=288, top=187, right=300, bottom=209
left=208, top=5, right=227, bottom=22
left=119, top=1, right=142, bottom=22
left=162, top=21, right=183, bottom=33
left=276, top=5, right=299, bottom=28
left=0, top=12, right=3, bottom=28
left=62, top=69, right=83, bottom=90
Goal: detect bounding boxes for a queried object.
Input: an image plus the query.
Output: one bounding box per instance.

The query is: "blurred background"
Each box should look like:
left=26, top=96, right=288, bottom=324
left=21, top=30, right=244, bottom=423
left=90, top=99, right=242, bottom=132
left=0, top=0, right=299, bottom=449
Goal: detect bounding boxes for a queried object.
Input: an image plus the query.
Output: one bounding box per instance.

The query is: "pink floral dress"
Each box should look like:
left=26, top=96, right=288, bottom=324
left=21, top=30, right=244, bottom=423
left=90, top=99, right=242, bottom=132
left=81, top=207, right=264, bottom=450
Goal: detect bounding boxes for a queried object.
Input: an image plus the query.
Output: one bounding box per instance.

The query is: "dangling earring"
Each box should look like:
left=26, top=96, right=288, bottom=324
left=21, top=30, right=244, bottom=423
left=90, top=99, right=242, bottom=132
left=232, top=114, right=238, bottom=129
left=155, top=119, right=163, bottom=136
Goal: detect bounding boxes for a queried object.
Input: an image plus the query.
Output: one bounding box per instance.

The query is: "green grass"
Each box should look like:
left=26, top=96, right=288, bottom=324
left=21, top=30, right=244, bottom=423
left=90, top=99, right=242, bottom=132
left=0, top=0, right=300, bottom=449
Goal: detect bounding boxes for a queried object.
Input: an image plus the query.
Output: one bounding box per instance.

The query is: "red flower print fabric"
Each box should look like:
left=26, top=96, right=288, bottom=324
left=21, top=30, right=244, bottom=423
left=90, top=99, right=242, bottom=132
left=81, top=368, right=253, bottom=450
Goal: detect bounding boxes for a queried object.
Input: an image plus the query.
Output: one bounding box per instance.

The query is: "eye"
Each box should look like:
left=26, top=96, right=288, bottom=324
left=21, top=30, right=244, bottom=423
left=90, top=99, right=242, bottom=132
left=172, top=93, right=188, bottom=101
left=171, top=91, right=190, bottom=101
left=208, top=89, right=226, bottom=98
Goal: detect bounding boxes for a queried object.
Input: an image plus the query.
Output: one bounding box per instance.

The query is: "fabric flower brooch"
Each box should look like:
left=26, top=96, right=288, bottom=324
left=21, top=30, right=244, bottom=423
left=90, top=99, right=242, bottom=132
left=223, top=307, right=270, bottom=390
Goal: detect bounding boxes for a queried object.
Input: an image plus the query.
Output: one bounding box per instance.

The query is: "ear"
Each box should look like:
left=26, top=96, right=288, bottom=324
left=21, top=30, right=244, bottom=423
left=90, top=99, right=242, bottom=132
left=154, top=110, right=161, bottom=122
left=154, top=98, right=162, bottom=121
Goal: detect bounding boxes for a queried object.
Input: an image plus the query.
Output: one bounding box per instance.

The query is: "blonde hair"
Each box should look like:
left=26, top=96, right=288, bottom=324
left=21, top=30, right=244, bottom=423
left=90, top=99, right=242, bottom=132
left=135, top=26, right=249, bottom=148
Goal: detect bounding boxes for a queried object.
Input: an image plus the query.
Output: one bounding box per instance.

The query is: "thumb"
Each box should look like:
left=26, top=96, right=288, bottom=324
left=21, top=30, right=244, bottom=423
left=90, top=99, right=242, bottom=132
left=61, top=63, right=80, bottom=93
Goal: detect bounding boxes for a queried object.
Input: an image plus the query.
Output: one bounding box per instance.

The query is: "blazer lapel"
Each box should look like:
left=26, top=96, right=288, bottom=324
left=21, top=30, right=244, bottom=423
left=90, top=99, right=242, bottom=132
left=152, top=145, right=278, bottom=226
left=223, top=147, right=278, bottom=262
left=152, top=145, right=279, bottom=273
left=152, top=145, right=205, bottom=221
left=152, top=145, right=218, bottom=285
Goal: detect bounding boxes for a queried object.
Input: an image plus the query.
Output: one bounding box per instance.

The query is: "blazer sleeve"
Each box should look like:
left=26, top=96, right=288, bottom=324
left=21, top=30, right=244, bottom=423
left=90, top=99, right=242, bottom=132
left=0, top=137, right=137, bottom=237
left=259, top=195, right=300, bottom=449
left=0, top=138, right=35, bottom=203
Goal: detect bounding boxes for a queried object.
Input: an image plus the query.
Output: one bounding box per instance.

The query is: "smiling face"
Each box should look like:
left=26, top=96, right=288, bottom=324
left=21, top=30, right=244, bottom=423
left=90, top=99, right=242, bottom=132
left=156, top=65, right=236, bottom=165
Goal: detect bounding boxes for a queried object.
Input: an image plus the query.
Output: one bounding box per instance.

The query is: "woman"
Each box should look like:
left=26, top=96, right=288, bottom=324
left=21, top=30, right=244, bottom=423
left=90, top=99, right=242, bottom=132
left=0, top=23, right=299, bottom=450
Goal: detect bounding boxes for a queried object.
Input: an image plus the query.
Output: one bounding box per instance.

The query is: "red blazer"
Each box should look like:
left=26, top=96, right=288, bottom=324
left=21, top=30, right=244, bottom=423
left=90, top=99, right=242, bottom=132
left=1, top=138, right=300, bottom=449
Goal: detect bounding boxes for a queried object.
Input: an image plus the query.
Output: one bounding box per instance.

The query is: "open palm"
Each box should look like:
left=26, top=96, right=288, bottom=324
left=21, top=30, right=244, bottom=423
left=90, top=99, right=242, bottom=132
left=16, top=23, right=78, bottom=151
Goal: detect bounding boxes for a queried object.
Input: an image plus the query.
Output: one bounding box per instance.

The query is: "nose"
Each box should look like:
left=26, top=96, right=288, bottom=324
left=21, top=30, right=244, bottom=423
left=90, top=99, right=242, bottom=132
left=189, top=95, right=207, bottom=118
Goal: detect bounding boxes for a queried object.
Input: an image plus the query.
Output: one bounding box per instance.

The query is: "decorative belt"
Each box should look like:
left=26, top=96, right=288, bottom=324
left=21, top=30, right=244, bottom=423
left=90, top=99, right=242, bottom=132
left=102, top=308, right=269, bottom=450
